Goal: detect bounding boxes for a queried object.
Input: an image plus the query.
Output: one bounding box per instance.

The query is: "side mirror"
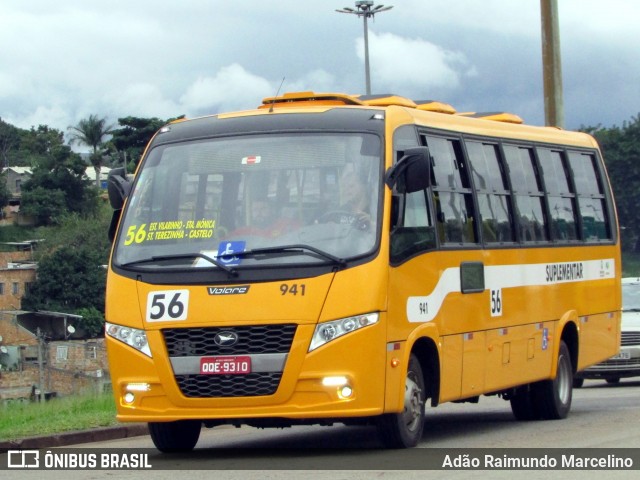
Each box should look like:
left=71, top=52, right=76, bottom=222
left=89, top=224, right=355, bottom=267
left=107, top=167, right=132, bottom=210
left=108, top=210, right=121, bottom=243
left=384, top=146, right=431, bottom=194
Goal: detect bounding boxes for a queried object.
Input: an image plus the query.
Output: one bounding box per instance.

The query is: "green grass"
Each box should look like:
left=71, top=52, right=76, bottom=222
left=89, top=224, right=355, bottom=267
left=0, top=393, right=118, bottom=441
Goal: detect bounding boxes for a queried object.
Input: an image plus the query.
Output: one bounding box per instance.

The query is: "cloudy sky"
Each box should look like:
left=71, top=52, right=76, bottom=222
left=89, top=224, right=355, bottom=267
left=1, top=0, right=638, bottom=141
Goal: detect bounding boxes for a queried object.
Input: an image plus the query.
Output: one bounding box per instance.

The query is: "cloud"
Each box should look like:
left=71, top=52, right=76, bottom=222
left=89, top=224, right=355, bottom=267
left=285, top=69, right=338, bottom=94
left=9, top=104, right=71, bottom=132
left=98, top=84, right=180, bottom=122
left=179, top=64, right=273, bottom=115
left=1, top=0, right=638, bottom=134
left=357, top=31, right=474, bottom=96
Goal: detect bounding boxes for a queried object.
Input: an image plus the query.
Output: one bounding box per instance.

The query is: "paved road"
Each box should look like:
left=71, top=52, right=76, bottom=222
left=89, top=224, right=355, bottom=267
left=5, top=379, right=640, bottom=479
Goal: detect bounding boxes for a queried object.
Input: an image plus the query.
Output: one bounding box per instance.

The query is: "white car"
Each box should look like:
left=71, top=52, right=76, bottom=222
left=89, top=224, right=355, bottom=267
left=574, top=277, right=640, bottom=387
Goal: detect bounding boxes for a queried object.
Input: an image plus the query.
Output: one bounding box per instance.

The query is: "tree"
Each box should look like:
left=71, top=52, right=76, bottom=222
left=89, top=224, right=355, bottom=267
left=22, top=204, right=113, bottom=337
left=1, top=123, right=68, bottom=168
left=74, top=307, right=106, bottom=338
left=0, top=169, right=10, bottom=211
left=20, top=187, right=66, bottom=225
left=0, top=118, right=20, bottom=168
left=110, top=115, right=183, bottom=171
left=22, top=245, right=107, bottom=337
left=583, top=114, right=640, bottom=252
left=34, top=207, right=113, bottom=263
left=68, top=115, right=115, bottom=187
left=21, top=143, right=98, bottom=225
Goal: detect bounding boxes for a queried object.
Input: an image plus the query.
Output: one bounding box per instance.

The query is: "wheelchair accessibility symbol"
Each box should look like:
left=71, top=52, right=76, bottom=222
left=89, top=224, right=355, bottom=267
left=217, top=241, right=245, bottom=266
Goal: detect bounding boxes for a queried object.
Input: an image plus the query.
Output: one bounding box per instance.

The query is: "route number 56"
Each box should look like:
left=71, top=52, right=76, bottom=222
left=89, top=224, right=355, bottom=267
left=490, top=288, right=502, bottom=317
left=147, top=290, right=189, bottom=322
left=124, top=224, right=147, bottom=245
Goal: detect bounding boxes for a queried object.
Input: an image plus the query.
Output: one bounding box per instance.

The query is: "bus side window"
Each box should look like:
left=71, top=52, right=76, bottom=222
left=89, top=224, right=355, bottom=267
left=503, top=145, right=549, bottom=243
left=390, top=188, right=436, bottom=263
left=568, top=151, right=611, bottom=241
left=466, top=141, right=515, bottom=245
left=537, top=148, right=578, bottom=242
left=425, top=135, right=478, bottom=246
left=390, top=125, right=436, bottom=263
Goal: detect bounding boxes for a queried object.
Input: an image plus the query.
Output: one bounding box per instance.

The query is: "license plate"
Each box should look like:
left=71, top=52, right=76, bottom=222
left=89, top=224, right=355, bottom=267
left=611, top=351, right=631, bottom=360
left=199, top=356, right=251, bottom=375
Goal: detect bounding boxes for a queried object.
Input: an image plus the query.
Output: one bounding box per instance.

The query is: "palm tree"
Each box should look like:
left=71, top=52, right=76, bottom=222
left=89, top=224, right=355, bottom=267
left=68, top=115, right=114, bottom=188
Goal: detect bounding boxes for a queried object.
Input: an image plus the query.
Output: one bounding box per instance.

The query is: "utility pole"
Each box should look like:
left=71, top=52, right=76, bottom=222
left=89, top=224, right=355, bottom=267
left=37, top=327, right=45, bottom=402
left=540, top=0, right=564, bottom=128
left=336, top=1, right=393, bottom=95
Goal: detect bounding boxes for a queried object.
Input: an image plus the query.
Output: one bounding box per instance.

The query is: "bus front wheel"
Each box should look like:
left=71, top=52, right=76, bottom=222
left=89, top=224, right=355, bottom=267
left=377, top=354, right=426, bottom=448
left=148, top=420, right=201, bottom=453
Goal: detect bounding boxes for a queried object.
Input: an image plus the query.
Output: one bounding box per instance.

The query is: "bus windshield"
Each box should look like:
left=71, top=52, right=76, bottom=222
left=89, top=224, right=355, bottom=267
left=113, top=132, right=382, bottom=270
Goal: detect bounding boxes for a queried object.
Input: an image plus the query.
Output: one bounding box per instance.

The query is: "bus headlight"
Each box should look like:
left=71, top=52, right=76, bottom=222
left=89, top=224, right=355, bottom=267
left=309, top=313, right=379, bottom=352
left=106, top=322, right=152, bottom=358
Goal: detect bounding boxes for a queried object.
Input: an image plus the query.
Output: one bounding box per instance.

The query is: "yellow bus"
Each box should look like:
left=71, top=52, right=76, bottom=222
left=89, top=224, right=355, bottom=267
left=105, top=91, right=621, bottom=451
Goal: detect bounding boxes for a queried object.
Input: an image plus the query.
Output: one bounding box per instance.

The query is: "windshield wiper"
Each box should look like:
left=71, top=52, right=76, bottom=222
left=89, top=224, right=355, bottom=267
left=236, top=244, right=347, bottom=268
left=121, top=253, right=237, bottom=276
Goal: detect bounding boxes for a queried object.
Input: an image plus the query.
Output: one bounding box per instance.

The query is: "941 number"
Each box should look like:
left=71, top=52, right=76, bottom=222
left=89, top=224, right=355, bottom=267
left=280, top=283, right=306, bottom=296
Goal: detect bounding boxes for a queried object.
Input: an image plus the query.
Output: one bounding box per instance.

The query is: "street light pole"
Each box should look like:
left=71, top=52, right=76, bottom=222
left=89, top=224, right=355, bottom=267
left=540, top=0, right=564, bottom=128
left=336, top=1, right=393, bottom=95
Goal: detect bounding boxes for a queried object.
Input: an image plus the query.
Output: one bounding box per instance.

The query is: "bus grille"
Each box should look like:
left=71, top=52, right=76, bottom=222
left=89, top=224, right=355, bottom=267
left=163, top=324, right=296, bottom=356
left=162, top=324, right=296, bottom=398
left=174, top=372, right=283, bottom=398
left=621, top=331, right=640, bottom=347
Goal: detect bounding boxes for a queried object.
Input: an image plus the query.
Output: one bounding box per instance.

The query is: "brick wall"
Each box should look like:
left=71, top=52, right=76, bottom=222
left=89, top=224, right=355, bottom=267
left=0, top=315, right=38, bottom=346
left=0, top=317, right=110, bottom=401
left=0, top=251, right=37, bottom=310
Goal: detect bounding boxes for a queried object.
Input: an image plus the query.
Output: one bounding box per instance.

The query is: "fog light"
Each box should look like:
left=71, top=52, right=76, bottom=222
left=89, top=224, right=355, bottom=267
left=126, top=382, right=151, bottom=392
left=322, top=376, right=348, bottom=387
left=123, top=392, right=135, bottom=404
left=339, top=386, right=353, bottom=398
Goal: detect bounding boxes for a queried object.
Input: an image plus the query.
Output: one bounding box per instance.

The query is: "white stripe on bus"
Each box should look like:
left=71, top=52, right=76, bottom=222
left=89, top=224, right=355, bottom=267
left=406, top=258, right=615, bottom=323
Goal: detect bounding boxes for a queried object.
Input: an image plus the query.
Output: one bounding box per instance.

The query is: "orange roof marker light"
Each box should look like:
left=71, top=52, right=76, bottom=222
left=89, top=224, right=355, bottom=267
left=259, top=91, right=364, bottom=109
left=413, top=100, right=457, bottom=114
left=458, top=111, right=524, bottom=124
left=358, top=94, right=417, bottom=108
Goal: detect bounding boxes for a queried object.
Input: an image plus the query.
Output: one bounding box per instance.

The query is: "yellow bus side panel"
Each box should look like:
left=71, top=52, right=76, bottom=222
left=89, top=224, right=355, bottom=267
left=388, top=245, right=620, bottom=404
left=439, top=335, right=463, bottom=402
left=461, top=331, right=486, bottom=397
left=576, top=312, right=621, bottom=371
left=484, top=322, right=554, bottom=392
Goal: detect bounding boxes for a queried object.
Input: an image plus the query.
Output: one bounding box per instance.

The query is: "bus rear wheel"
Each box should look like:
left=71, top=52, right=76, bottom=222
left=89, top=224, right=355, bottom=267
left=148, top=420, right=201, bottom=452
left=377, top=354, right=425, bottom=448
left=509, top=341, right=573, bottom=421
left=509, top=384, right=540, bottom=420
left=536, top=341, right=573, bottom=419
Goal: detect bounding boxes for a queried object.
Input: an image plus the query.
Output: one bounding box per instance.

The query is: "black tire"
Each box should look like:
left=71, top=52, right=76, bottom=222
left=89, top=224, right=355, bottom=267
left=509, top=384, right=540, bottom=421
left=606, top=377, right=621, bottom=385
left=572, top=377, right=585, bottom=388
left=535, top=341, right=573, bottom=420
left=377, top=354, right=426, bottom=448
left=148, top=420, right=201, bottom=453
